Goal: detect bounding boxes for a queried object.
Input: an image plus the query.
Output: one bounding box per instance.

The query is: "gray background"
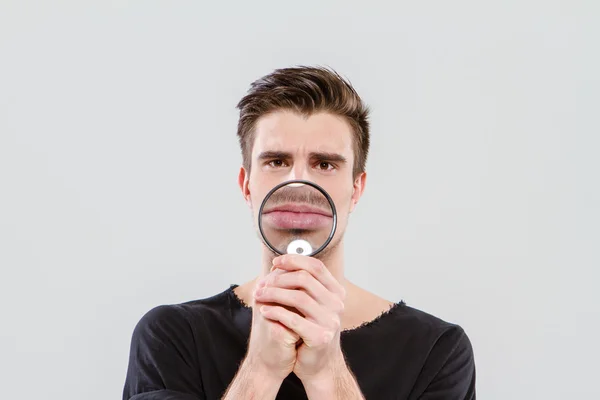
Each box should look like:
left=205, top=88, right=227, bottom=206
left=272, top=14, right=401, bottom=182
left=1, top=1, right=598, bottom=399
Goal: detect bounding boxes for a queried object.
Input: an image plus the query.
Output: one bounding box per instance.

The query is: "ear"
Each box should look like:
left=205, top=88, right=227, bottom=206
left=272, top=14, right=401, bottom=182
left=349, top=171, right=366, bottom=213
left=238, top=166, right=252, bottom=208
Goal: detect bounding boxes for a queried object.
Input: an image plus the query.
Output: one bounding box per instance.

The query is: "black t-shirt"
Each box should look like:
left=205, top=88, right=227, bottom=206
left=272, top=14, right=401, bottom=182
left=123, top=284, right=476, bottom=400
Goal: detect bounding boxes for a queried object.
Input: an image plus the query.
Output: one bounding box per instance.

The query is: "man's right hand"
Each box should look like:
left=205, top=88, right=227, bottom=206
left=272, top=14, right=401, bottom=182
left=245, top=267, right=300, bottom=381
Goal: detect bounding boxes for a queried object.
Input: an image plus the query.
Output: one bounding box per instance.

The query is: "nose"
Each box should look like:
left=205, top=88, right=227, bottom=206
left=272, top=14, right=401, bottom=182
left=287, top=162, right=310, bottom=182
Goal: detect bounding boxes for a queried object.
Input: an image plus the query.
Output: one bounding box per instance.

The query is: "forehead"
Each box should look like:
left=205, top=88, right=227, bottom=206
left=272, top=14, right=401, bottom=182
left=251, top=110, right=354, bottom=156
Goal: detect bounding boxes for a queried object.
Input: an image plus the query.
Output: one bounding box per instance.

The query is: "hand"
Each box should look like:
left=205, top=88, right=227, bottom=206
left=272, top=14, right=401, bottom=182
left=254, top=254, right=347, bottom=383
left=246, top=268, right=300, bottom=382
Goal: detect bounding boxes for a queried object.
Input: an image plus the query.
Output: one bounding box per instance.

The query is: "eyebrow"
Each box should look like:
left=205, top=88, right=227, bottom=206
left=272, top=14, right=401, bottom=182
left=257, top=151, right=347, bottom=164
left=257, top=151, right=292, bottom=161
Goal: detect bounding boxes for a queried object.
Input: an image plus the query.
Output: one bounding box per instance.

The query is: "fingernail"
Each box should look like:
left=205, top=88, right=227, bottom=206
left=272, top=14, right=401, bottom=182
left=260, top=305, right=270, bottom=313
left=255, top=287, right=264, bottom=296
left=256, top=280, right=266, bottom=288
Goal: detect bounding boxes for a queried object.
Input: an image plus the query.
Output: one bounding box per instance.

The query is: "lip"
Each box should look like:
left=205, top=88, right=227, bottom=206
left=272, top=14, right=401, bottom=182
left=262, top=203, right=333, bottom=230
left=263, top=203, right=332, bottom=217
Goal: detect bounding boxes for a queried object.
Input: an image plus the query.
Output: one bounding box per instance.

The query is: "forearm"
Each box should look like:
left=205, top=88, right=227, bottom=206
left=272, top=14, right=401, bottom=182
left=303, top=364, right=365, bottom=400
left=221, top=355, right=283, bottom=400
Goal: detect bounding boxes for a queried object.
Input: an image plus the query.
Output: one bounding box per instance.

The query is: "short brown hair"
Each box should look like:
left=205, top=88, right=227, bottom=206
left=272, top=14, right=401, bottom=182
left=236, top=66, right=370, bottom=178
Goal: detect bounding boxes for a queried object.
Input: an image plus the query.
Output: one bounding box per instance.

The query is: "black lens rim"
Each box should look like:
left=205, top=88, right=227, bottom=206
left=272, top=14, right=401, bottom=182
left=257, top=179, right=338, bottom=257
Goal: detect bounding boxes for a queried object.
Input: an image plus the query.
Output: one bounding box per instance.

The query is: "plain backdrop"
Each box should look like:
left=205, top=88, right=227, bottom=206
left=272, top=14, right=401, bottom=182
left=1, top=1, right=598, bottom=399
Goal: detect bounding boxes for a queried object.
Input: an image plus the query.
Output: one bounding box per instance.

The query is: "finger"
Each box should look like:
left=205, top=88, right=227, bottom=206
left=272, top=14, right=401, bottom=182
left=255, top=267, right=287, bottom=289
left=255, top=306, right=301, bottom=347
left=252, top=268, right=287, bottom=308
left=267, top=269, right=342, bottom=312
left=272, top=254, right=345, bottom=299
left=255, top=286, right=335, bottom=327
left=260, top=305, right=336, bottom=348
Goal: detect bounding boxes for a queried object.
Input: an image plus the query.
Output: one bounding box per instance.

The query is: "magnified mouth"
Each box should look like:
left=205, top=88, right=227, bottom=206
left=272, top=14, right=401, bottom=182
left=262, top=203, right=332, bottom=230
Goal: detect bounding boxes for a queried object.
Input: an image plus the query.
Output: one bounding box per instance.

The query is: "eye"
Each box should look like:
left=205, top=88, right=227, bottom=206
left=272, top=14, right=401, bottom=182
left=267, top=159, right=287, bottom=168
left=317, top=161, right=335, bottom=171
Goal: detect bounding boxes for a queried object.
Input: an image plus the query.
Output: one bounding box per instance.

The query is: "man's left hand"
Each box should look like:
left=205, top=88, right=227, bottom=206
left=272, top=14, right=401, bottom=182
left=253, top=254, right=347, bottom=383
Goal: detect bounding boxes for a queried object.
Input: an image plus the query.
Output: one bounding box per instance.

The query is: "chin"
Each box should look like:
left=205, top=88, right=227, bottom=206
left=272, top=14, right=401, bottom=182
left=314, top=234, right=343, bottom=260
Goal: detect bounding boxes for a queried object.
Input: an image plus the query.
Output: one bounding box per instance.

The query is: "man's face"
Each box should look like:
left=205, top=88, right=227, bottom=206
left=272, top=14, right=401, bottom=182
left=239, top=110, right=366, bottom=258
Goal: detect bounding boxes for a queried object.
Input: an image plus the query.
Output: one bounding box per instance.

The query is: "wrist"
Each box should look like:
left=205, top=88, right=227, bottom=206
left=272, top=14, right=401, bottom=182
left=301, top=359, right=362, bottom=400
left=241, top=353, right=286, bottom=387
left=222, top=355, right=284, bottom=400
left=300, top=361, right=342, bottom=395
left=302, top=375, right=336, bottom=397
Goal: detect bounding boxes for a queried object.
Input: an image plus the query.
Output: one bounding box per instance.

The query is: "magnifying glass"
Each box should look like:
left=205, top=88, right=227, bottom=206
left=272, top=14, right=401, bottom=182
left=258, top=179, right=337, bottom=257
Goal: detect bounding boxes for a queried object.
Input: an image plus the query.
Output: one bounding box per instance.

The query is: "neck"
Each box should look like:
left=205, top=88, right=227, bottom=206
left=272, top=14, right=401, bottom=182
left=259, top=241, right=347, bottom=285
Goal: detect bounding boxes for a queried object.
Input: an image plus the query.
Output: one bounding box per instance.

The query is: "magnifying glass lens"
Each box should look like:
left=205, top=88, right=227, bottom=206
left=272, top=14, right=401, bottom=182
left=259, top=182, right=334, bottom=256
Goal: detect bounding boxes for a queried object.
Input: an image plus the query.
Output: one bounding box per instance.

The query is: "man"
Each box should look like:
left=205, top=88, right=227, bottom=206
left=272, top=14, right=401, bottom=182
left=122, top=66, right=476, bottom=399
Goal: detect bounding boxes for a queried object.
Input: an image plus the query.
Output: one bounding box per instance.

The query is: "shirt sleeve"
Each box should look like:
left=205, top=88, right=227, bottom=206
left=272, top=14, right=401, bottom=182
left=413, top=325, right=476, bottom=400
left=122, top=305, right=206, bottom=400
